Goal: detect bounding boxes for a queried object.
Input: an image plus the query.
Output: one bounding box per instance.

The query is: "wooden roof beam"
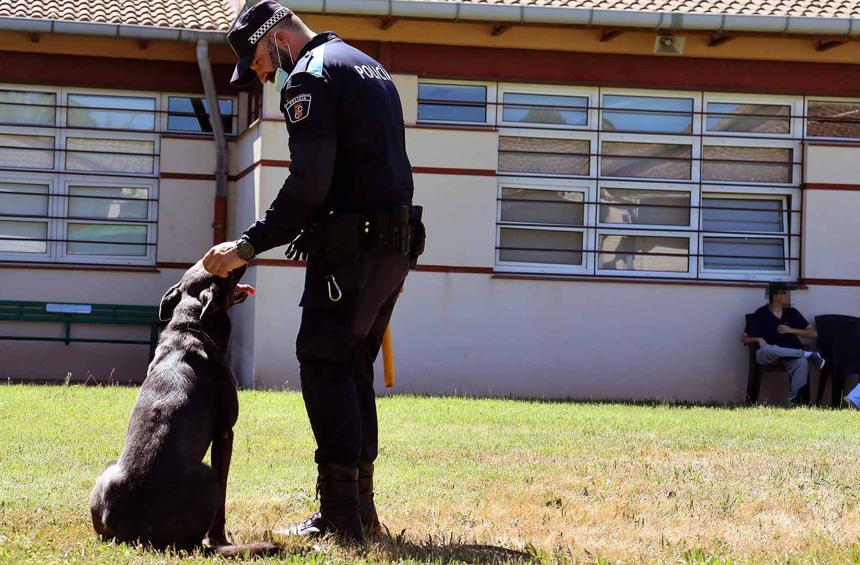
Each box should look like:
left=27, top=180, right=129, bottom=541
left=491, top=23, right=512, bottom=37
left=708, top=34, right=734, bottom=47
left=380, top=16, right=398, bottom=30
left=600, top=30, right=624, bottom=42
left=817, top=40, right=845, bottom=52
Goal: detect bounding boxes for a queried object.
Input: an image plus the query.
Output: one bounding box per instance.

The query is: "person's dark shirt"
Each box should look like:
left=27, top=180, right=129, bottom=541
left=745, top=305, right=809, bottom=349
left=242, top=32, right=414, bottom=255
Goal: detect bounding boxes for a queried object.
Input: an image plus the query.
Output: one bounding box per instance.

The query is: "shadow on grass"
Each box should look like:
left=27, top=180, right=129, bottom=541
left=371, top=531, right=534, bottom=563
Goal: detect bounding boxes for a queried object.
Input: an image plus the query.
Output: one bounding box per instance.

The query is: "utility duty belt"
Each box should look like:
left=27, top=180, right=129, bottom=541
left=286, top=205, right=425, bottom=268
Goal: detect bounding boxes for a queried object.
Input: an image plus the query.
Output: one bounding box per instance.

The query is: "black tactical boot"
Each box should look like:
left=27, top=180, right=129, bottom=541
left=276, top=464, right=365, bottom=544
left=358, top=461, right=382, bottom=537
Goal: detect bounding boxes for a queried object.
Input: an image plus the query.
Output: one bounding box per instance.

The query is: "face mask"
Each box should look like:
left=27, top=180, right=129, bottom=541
left=271, top=35, right=295, bottom=93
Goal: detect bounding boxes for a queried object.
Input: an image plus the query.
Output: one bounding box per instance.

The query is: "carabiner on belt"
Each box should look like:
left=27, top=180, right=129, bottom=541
left=325, top=275, right=343, bottom=303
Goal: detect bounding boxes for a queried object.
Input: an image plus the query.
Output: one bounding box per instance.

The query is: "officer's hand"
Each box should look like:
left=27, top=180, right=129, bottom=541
left=202, top=241, right=247, bottom=278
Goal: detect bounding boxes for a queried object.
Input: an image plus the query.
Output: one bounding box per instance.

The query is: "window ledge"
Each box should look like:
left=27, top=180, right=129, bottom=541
left=0, top=261, right=159, bottom=274
left=492, top=271, right=807, bottom=289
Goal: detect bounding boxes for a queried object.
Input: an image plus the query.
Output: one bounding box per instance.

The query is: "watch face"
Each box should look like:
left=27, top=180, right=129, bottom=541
left=237, top=240, right=254, bottom=260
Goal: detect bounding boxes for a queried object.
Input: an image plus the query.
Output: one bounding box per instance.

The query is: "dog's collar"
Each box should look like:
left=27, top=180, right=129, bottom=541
left=167, top=323, right=222, bottom=351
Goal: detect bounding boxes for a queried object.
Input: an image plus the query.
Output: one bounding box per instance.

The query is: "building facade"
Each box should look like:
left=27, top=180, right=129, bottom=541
left=1, top=0, right=859, bottom=403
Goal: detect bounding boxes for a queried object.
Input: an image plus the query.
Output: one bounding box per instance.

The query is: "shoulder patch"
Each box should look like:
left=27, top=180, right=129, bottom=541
left=286, top=93, right=312, bottom=123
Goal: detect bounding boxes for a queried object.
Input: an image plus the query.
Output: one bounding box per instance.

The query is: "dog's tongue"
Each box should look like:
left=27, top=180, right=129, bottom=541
left=236, top=284, right=256, bottom=296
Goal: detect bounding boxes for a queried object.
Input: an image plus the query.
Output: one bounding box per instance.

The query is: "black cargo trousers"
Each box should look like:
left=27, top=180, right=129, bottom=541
left=296, top=247, right=411, bottom=466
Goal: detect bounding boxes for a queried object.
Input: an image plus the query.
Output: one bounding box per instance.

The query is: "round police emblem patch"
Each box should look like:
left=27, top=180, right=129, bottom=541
left=286, top=94, right=312, bottom=124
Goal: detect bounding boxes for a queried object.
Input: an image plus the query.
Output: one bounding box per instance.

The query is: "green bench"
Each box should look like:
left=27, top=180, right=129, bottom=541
left=0, top=300, right=160, bottom=359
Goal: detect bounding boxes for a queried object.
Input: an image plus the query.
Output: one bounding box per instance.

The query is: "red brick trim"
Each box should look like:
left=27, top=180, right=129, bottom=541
left=156, top=262, right=195, bottom=270
left=413, top=166, right=497, bottom=177
left=803, top=278, right=860, bottom=287
left=160, top=172, right=217, bottom=181
left=804, top=183, right=860, bottom=191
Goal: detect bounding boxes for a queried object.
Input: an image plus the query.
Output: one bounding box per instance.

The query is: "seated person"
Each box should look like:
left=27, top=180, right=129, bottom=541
left=741, top=282, right=825, bottom=406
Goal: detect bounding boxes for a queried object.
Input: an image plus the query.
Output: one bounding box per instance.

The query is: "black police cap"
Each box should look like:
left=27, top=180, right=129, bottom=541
left=227, top=0, right=294, bottom=87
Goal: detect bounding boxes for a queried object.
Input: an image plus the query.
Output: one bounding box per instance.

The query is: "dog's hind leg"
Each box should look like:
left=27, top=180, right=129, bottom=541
left=89, top=461, right=125, bottom=541
left=145, top=463, right=221, bottom=550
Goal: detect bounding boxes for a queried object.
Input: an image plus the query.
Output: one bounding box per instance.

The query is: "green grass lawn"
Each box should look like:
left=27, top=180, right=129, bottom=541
left=1, top=384, right=860, bottom=564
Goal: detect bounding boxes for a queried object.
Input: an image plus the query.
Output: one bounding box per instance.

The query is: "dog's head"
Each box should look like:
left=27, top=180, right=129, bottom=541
left=158, top=262, right=253, bottom=324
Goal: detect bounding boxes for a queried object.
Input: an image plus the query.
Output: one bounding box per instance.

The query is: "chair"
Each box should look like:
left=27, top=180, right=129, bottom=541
left=745, top=313, right=795, bottom=405
left=815, top=315, right=860, bottom=408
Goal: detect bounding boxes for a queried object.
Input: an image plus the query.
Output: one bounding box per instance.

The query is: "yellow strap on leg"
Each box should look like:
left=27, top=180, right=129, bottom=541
left=382, top=325, right=395, bottom=389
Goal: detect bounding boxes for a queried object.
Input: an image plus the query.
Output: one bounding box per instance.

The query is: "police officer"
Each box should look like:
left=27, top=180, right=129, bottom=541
left=202, top=0, right=423, bottom=544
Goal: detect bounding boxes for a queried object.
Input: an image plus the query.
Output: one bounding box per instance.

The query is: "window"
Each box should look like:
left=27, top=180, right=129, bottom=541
left=497, top=182, right=590, bottom=272
left=706, top=102, right=791, bottom=134
left=600, top=141, right=693, bottom=180
left=807, top=100, right=860, bottom=138
left=0, top=180, right=49, bottom=254
left=602, top=94, right=694, bottom=134
left=417, top=83, right=487, bottom=124
left=0, top=90, right=55, bottom=126
left=167, top=97, right=234, bottom=134
left=491, top=87, right=800, bottom=281
left=502, top=93, right=588, bottom=127
left=499, top=136, right=590, bottom=176
left=67, top=93, right=156, bottom=131
left=700, top=196, right=788, bottom=272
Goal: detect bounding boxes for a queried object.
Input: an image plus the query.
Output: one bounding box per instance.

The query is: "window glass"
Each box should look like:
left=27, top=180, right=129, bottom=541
left=602, top=95, right=693, bottom=134
left=599, top=188, right=690, bottom=226
left=418, top=83, right=487, bottom=123
left=66, top=223, right=147, bottom=256
left=598, top=234, right=688, bottom=272
left=0, top=134, right=54, bottom=169
left=68, top=186, right=149, bottom=220
left=167, top=97, right=234, bottom=134
left=702, top=197, right=784, bottom=233
left=702, top=146, right=791, bottom=183
left=500, top=188, right=584, bottom=226
left=601, top=141, right=692, bottom=179
left=499, top=228, right=583, bottom=265
left=67, top=94, right=156, bottom=130
left=65, top=138, right=155, bottom=174
left=0, top=90, right=55, bottom=126
left=702, top=237, right=785, bottom=271
left=502, top=93, right=588, bottom=126
left=0, top=182, right=49, bottom=216
left=706, top=102, right=790, bottom=134
left=0, top=220, right=47, bottom=253
left=807, top=100, right=860, bottom=138
left=499, top=136, right=590, bottom=176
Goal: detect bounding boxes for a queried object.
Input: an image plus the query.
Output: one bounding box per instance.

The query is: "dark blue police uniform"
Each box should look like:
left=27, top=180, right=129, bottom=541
left=226, top=1, right=424, bottom=542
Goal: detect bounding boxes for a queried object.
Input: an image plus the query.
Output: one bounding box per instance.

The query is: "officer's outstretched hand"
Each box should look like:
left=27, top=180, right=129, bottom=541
left=203, top=241, right=247, bottom=278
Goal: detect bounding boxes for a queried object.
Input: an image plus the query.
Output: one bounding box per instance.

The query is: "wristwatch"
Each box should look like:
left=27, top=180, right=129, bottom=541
left=236, top=238, right=255, bottom=261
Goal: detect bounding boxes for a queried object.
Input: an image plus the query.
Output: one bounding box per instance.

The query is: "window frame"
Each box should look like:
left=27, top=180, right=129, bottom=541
left=697, top=188, right=798, bottom=281
left=804, top=95, right=860, bottom=141
left=497, top=128, right=597, bottom=180
left=496, top=83, right=596, bottom=131
left=416, top=79, right=496, bottom=127
left=0, top=171, right=57, bottom=262
left=594, top=227, right=697, bottom=279
left=702, top=92, right=802, bottom=139
left=56, top=175, right=158, bottom=266
left=62, top=88, right=159, bottom=133
left=596, top=180, right=699, bottom=232
left=599, top=87, right=702, bottom=137
left=598, top=132, right=700, bottom=183
left=700, top=136, right=801, bottom=188
left=160, top=92, right=239, bottom=136
left=495, top=177, right=595, bottom=275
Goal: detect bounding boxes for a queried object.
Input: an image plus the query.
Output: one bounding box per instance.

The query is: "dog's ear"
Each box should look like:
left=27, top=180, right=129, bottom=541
left=158, top=282, right=182, bottom=322
left=199, top=282, right=223, bottom=320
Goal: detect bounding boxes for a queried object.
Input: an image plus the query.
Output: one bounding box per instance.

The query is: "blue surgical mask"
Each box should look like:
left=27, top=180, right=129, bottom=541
left=272, top=37, right=294, bottom=93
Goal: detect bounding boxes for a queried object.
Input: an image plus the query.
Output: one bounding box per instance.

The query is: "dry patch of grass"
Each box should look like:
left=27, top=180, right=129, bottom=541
left=1, top=384, right=860, bottom=563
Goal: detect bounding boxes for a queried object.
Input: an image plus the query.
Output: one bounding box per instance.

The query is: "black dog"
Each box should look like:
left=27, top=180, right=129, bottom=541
left=90, top=262, right=254, bottom=550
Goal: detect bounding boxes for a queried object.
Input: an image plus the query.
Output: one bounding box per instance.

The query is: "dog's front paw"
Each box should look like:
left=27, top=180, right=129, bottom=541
left=204, top=533, right=231, bottom=548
